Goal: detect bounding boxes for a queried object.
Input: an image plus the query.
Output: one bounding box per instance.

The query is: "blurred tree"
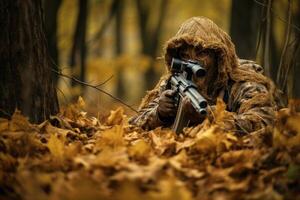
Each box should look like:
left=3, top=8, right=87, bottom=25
left=230, top=0, right=261, bottom=60
left=259, top=0, right=282, bottom=82
left=256, top=0, right=273, bottom=78
left=89, top=0, right=119, bottom=46
left=276, top=0, right=292, bottom=99
left=0, top=0, right=59, bottom=123
left=270, top=9, right=280, bottom=81
left=69, top=0, right=89, bottom=94
left=115, top=0, right=125, bottom=99
left=44, top=0, right=62, bottom=86
left=258, top=0, right=300, bottom=100
left=135, top=0, right=169, bottom=90
left=286, top=0, right=300, bottom=99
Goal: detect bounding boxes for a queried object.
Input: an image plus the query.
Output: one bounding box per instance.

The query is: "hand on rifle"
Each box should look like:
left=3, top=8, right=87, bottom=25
left=157, top=89, right=177, bottom=121
left=157, top=89, right=206, bottom=125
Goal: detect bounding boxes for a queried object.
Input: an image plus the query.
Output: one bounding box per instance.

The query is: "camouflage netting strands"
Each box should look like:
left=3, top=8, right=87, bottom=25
left=130, top=16, right=278, bottom=134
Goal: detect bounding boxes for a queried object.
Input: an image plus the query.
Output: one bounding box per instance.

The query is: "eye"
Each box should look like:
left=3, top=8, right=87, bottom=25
left=197, top=49, right=210, bottom=57
left=179, top=51, right=189, bottom=59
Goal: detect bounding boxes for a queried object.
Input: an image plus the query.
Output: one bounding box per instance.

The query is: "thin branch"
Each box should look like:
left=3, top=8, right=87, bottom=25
left=277, top=0, right=292, bottom=87
left=52, top=68, right=138, bottom=113
left=0, top=108, right=11, bottom=118
left=56, top=86, right=68, bottom=105
left=253, top=0, right=266, bottom=7
left=253, top=0, right=300, bottom=32
left=95, top=74, right=114, bottom=87
left=255, top=1, right=267, bottom=59
left=263, top=0, right=272, bottom=77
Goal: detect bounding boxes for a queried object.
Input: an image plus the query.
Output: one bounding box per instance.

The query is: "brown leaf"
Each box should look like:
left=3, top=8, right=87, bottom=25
left=0, top=118, right=9, bottom=132
left=216, top=150, right=260, bottom=168
left=128, top=139, right=152, bottom=161
left=95, top=125, right=125, bottom=150
left=148, top=128, right=176, bottom=156
left=47, top=133, right=65, bottom=162
left=9, top=110, right=34, bottom=132
left=106, top=107, right=126, bottom=126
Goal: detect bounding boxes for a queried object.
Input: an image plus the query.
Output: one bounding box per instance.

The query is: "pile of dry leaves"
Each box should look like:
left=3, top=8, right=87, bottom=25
left=0, top=98, right=300, bottom=200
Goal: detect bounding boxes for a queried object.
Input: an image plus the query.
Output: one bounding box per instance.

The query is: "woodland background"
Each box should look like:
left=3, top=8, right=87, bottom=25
left=52, top=0, right=300, bottom=115
left=0, top=0, right=300, bottom=200
left=1, top=0, right=300, bottom=120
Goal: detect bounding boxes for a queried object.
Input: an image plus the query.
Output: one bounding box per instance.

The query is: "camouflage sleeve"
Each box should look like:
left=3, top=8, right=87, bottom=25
left=238, top=59, right=264, bottom=74
left=228, top=81, right=276, bottom=134
left=129, top=77, right=173, bottom=130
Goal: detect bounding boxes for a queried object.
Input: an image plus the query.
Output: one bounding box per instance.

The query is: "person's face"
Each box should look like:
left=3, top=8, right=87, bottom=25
left=179, top=46, right=217, bottom=87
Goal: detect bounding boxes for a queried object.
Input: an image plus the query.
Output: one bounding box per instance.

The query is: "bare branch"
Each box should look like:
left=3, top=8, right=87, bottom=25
left=253, top=0, right=300, bottom=32
left=277, top=0, right=292, bottom=88
left=95, top=75, right=114, bottom=87
left=56, top=86, right=68, bottom=105
left=263, top=0, right=272, bottom=77
left=52, top=69, right=138, bottom=113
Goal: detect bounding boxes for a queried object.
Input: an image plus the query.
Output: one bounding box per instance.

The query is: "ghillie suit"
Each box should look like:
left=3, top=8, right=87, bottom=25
left=130, top=17, right=278, bottom=134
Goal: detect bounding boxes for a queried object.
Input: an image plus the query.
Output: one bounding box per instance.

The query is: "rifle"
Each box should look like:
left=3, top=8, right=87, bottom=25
left=168, top=58, right=208, bottom=134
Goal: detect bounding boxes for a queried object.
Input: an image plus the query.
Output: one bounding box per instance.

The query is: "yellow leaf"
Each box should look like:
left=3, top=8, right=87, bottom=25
left=214, top=98, right=227, bottom=122
left=274, top=108, right=300, bottom=149
left=148, top=176, right=192, bottom=200
left=93, top=148, right=128, bottom=167
left=64, top=141, right=82, bottom=159
left=193, top=126, right=217, bottom=151
left=113, top=181, right=143, bottom=200
left=106, top=107, right=126, bottom=126
left=128, top=139, right=151, bottom=160
left=45, top=123, right=70, bottom=140
left=47, top=133, right=65, bottom=162
left=9, top=110, right=33, bottom=132
left=149, top=128, right=176, bottom=156
left=77, top=96, right=86, bottom=109
left=96, top=125, right=125, bottom=149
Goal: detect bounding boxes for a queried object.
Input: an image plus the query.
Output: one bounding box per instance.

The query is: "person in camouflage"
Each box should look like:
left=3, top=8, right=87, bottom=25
left=130, top=17, right=278, bottom=134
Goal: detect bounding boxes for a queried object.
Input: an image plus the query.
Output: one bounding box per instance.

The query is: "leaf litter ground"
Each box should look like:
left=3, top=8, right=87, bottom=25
left=0, top=98, right=300, bottom=200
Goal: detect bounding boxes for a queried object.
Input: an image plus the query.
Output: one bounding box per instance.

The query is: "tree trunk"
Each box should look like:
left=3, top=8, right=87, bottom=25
left=115, top=0, right=125, bottom=99
left=275, top=0, right=292, bottom=99
left=291, top=1, right=300, bottom=99
left=44, top=0, right=62, bottom=86
left=260, top=0, right=273, bottom=78
left=89, top=0, right=119, bottom=44
left=229, top=0, right=261, bottom=60
left=136, top=0, right=168, bottom=90
left=270, top=14, right=279, bottom=81
left=0, top=0, right=59, bottom=123
left=69, top=0, right=88, bottom=93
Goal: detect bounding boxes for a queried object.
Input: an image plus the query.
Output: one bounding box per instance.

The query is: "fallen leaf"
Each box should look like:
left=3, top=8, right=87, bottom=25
left=106, top=107, right=126, bottom=126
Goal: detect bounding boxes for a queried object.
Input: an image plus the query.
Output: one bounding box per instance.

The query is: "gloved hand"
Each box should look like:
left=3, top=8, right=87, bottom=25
left=157, top=90, right=207, bottom=125
left=157, top=89, right=177, bottom=121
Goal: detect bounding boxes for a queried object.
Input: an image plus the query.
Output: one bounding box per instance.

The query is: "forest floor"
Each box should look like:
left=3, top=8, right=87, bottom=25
left=0, top=98, right=300, bottom=200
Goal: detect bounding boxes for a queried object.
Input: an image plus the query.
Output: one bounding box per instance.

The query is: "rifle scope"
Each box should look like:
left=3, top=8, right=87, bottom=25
left=171, top=58, right=206, bottom=78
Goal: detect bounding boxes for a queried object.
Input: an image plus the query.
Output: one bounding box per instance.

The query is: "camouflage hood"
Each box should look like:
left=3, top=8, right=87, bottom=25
left=163, top=16, right=275, bottom=100
left=137, top=17, right=276, bottom=111
left=163, top=17, right=239, bottom=98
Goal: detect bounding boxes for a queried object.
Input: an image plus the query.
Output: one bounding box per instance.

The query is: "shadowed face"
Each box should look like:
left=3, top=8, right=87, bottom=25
left=179, top=46, right=217, bottom=88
